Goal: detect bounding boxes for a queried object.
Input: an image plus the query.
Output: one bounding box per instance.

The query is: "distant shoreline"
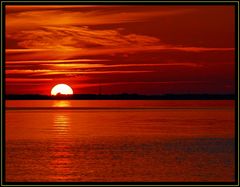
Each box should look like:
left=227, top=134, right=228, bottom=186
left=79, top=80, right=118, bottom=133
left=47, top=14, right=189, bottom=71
left=5, top=94, right=235, bottom=100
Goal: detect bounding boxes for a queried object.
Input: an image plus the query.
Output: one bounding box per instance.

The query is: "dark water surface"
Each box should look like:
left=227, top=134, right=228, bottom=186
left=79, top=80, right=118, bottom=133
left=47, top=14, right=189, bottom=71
left=6, top=100, right=235, bottom=182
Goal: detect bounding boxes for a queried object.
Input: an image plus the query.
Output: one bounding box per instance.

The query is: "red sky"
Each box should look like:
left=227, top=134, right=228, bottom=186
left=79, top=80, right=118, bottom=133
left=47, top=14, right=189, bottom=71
left=5, top=5, right=235, bottom=95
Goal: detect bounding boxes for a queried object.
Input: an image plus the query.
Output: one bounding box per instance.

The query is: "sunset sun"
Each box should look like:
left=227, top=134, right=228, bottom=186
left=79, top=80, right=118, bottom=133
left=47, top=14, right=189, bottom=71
left=51, top=84, right=73, bottom=96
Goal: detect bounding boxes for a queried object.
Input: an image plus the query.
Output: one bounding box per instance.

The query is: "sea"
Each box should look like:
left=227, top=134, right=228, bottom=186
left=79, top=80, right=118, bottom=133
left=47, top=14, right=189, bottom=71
left=6, top=100, right=235, bottom=182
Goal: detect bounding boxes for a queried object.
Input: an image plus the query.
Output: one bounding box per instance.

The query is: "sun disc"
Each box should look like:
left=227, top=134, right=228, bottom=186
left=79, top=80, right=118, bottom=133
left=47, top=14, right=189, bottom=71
left=51, top=84, right=73, bottom=96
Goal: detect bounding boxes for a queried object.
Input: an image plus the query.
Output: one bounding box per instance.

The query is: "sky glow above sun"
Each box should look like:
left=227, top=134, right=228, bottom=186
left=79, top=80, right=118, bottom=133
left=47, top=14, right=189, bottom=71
left=5, top=5, right=235, bottom=95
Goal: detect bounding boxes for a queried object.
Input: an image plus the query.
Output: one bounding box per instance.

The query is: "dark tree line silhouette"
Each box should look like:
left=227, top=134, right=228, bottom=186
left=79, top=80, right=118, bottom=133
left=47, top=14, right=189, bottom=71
left=6, top=93, right=235, bottom=100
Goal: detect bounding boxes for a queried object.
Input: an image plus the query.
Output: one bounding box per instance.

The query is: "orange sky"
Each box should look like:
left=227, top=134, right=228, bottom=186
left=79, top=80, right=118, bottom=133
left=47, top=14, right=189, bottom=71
left=5, top=5, right=235, bottom=95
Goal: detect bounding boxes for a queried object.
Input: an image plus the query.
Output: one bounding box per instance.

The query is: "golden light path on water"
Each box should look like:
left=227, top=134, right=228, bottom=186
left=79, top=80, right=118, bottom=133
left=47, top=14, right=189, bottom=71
left=50, top=100, right=74, bottom=181
left=53, top=100, right=72, bottom=107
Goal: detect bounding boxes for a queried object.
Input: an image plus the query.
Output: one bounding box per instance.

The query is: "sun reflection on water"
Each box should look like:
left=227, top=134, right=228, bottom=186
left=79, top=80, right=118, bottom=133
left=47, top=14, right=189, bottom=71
left=53, top=115, right=71, bottom=136
left=49, top=113, right=74, bottom=181
left=53, top=100, right=72, bottom=107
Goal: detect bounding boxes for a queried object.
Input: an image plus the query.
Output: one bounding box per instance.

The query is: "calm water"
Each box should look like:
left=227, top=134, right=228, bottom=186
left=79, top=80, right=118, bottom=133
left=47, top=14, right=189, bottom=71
left=6, top=100, right=235, bottom=182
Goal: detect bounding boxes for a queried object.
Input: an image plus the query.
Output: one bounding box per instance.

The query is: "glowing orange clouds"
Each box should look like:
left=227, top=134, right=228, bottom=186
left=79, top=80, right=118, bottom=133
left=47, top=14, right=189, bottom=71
left=5, top=5, right=235, bottom=95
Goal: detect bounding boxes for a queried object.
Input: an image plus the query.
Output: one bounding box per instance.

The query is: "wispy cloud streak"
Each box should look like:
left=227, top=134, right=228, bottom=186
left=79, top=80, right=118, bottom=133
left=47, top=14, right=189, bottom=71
left=6, top=7, right=194, bottom=29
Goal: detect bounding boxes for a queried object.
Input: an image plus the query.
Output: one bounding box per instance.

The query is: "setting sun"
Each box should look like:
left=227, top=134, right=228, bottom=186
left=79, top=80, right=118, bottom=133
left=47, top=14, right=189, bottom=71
left=51, top=84, right=73, bottom=96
